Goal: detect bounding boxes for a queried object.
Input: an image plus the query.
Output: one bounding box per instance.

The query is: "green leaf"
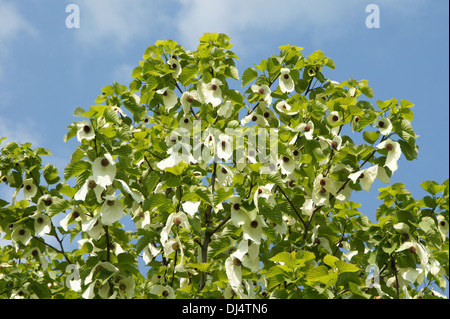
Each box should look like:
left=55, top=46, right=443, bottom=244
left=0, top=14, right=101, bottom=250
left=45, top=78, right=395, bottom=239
left=49, top=198, right=70, bottom=216
left=64, top=160, right=91, bottom=181
left=360, top=85, right=374, bottom=99
left=104, top=109, right=120, bottom=124
left=28, top=279, right=51, bottom=298
left=144, top=171, right=161, bottom=194
left=179, top=64, right=198, bottom=86
left=269, top=251, right=296, bottom=269
left=323, top=254, right=339, bottom=268
left=363, top=131, right=380, bottom=145
left=162, top=161, right=188, bottom=176
left=214, top=187, right=235, bottom=207
left=186, top=262, right=210, bottom=272
left=242, top=67, right=258, bottom=87
left=147, top=193, right=172, bottom=211
left=398, top=139, right=418, bottom=161
left=195, top=187, right=213, bottom=206
left=43, top=164, right=60, bottom=185
left=208, top=237, right=232, bottom=259
left=335, top=260, right=359, bottom=273
left=420, top=181, right=444, bottom=195
left=134, top=235, right=150, bottom=254
left=259, top=204, right=283, bottom=225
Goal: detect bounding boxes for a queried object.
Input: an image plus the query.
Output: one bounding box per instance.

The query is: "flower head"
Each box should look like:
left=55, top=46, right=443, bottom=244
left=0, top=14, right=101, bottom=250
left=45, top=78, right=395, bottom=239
left=251, top=84, right=272, bottom=105
left=279, top=155, right=295, bottom=175
left=100, top=195, right=123, bottom=226
left=275, top=101, right=298, bottom=115
left=279, top=68, right=295, bottom=93
left=375, top=117, right=393, bottom=136
left=225, top=256, right=243, bottom=297
left=437, top=215, right=448, bottom=242
left=348, top=165, right=379, bottom=192
left=231, top=239, right=261, bottom=272
left=114, top=275, right=135, bottom=299
left=11, top=225, right=31, bottom=247
left=242, top=215, right=265, bottom=245
left=143, top=243, right=161, bottom=265
left=60, top=207, right=86, bottom=231
left=160, top=212, right=190, bottom=245
left=156, top=87, right=178, bottom=112
left=180, top=91, right=199, bottom=114
left=202, top=78, right=223, bottom=107
left=167, top=58, right=181, bottom=79
left=216, top=134, right=233, bottom=161
left=74, top=176, right=104, bottom=203
left=22, top=178, right=37, bottom=200
left=92, top=153, right=116, bottom=188
left=376, top=139, right=401, bottom=173
left=31, top=211, right=52, bottom=236
left=76, top=120, right=95, bottom=143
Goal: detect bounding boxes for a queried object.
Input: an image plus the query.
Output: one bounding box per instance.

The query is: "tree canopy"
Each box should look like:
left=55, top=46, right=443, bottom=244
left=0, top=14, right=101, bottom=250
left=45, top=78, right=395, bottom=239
left=0, top=33, right=448, bottom=299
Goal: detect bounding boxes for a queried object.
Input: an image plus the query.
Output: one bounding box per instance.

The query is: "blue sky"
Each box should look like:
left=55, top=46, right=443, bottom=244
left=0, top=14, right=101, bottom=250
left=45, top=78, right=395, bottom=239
left=0, top=0, right=448, bottom=295
left=1, top=0, right=448, bottom=219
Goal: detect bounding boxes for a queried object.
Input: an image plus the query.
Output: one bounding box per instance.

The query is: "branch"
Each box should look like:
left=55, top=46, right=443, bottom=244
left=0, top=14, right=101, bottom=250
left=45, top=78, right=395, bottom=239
left=199, top=162, right=218, bottom=292
left=277, top=186, right=306, bottom=229
left=31, top=235, right=72, bottom=264
left=104, top=226, right=110, bottom=262
left=304, top=76, right=315, bottom=96
left=391, top=254, right=400, bottom=299
left=332, top=220, right=348, bottom=256
left=302, top=205, right=323, bottom=241
left=210, top=214, right=231, bottom=236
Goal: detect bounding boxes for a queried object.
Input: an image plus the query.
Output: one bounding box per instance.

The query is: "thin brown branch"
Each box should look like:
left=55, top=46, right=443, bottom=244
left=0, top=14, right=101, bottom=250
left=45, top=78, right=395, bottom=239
left=277, top=186, right=306, bottom=228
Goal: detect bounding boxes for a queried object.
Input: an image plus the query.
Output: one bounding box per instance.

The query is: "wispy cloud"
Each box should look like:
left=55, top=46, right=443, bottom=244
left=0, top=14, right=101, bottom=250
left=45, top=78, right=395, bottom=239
left=0, top=1, right=37, bottom=78
left=0, top=116, right=42, bottom=146
left=174, top=0, right=428, bottom=53
left=72, top=0, right=174, bottom=51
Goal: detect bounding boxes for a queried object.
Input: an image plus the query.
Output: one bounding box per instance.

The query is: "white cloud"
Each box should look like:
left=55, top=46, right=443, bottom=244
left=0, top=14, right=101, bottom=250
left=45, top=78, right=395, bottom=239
left=0, top=1, right=37, bottom=77
left=73, top=0, right=172, bottom=50
left=0, top=116, right=42, bottom=146
left=174, top=0, right=428, bottom=53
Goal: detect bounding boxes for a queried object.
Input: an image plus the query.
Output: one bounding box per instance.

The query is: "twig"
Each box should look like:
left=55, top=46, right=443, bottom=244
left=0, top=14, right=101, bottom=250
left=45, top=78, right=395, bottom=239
left=104, top=226, right=110, bottom=262
left=277, top=186, right=306, bottom=228
left=391, top=254, right=400, bottom=299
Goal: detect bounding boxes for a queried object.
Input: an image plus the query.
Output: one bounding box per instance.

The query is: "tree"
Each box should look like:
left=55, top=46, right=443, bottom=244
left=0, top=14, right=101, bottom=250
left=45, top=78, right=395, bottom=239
left=0, top=33, right=448, bottom=299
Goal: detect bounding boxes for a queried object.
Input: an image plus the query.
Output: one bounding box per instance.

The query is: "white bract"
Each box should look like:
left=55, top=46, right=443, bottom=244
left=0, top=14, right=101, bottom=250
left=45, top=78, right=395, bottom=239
left=348, top=165, right=379, bottom=192
left=100, top=195, right=123, bottom=226
left=92, top=153, right=116, bottom=188
left=160, top=212, right=190, bottom=245
left=60, top=207, right=86, bottom=231
left=74, top=176, right=104, bottom=203
left=251, top=84, right=272, bottom=105
left=180, top=91, right=199, bottom=114
left=22, top=178, right=37, bottom=200
left=279, top=68, right=295, bottom=93
left=377, top=139, right=401, bottom=173
left=202, top=78, right=223, bottom=107
left=375, top=117, right=393, bottom=136
left=156, top=87, right=178, bottom=111
left=76, top=120, right=95, bottom=143
left=276, top=100, right=297, bottom=115
left=167, top=58, right=181, bottom=79
left=31, top=211, right=51, bottom=236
